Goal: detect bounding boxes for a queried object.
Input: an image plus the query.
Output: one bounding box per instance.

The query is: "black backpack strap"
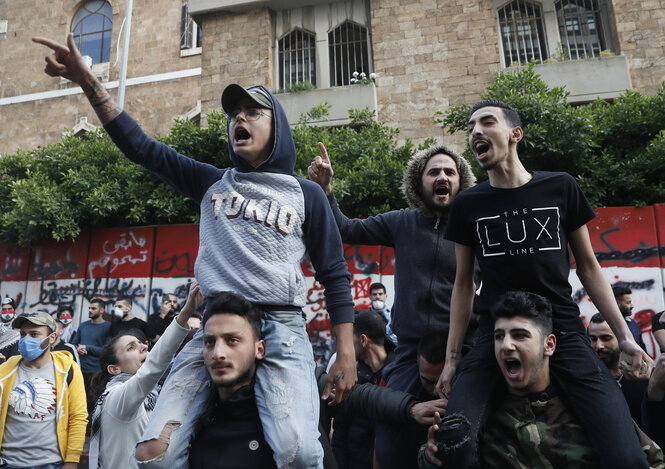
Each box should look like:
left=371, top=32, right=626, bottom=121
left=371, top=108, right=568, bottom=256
left=67, top=364, right=74, bottom=385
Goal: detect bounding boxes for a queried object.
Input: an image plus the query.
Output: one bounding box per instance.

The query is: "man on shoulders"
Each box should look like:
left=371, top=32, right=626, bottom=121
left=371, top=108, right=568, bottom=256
left=0, top=311, right=87, bottom=469
left=109, top=295, right=147, bottom=337
left=436, top=100, right=652, bottom=469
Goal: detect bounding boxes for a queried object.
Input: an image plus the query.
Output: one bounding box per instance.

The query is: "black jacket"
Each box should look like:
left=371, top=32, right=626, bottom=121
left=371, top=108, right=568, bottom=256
left=190, top=383, right=338, bottom=469
left=319, top=360, right=421, bottom=469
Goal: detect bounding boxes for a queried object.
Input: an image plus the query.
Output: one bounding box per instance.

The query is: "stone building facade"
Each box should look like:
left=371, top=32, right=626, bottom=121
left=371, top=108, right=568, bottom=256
left=1, top=0, right=663, bottom=155
left=0, top=0, right=202, bottom=154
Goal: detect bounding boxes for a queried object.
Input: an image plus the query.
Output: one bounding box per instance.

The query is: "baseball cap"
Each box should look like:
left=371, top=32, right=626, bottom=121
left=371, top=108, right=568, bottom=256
left=221, top=84, right=273, bottom=114
left=12, top=311, right=57, bottom=333
left=2, top=297, right=15, bottom=308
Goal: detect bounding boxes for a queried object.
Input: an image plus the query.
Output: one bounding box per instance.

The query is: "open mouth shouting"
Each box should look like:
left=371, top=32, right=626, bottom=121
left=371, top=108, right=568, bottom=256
left=502, top=356, right=522, bottom=381
left=234, top=125, right=251, bottom=144
left=434, top=184, right=450, bottom=197
left=472, top=137, right=491, bottom=159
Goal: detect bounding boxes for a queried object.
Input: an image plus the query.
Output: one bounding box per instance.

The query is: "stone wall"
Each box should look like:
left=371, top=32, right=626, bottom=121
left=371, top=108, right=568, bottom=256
left=611, top=0, right=665, bottom=95
left=1, top=76, right=200, bottom=154
left=0, top=0, right=201, bottom=154
left=197, top=8, right=273, bottom=127
left=1, top=0, right=663, bottom=154
left=368, top=0, right=501, bottom=151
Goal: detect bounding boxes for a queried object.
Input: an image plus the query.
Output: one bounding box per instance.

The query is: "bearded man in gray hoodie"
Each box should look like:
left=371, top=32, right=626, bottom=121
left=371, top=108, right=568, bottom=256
left=309, top=143, right=476, bottom=469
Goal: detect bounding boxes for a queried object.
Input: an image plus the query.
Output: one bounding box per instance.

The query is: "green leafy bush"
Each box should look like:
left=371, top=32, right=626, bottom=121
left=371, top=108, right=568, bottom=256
left=0, top=105, right=426, bottom=244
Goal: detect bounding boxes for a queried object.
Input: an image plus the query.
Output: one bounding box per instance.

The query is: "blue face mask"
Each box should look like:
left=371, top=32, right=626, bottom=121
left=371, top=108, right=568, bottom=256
left=18, top=335, right=49, bottom=361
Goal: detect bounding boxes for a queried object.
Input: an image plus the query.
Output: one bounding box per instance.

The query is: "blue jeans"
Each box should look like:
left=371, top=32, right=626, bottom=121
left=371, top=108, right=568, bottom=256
left=437, top=331, right=650, bottom=469
left=137, top=310, right=323, bottom=469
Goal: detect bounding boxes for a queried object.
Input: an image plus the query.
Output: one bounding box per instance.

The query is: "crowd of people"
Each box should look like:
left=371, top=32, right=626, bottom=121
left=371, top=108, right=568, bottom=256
left=0, top=31, right=662, bottom=468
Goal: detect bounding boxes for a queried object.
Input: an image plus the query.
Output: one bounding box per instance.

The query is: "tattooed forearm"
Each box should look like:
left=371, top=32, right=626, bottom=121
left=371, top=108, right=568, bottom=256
left=82, top=76, right=121, bottom=124
left=449, top=349, right=461, bottom=361
left=91, top=96, right=112, bottom=108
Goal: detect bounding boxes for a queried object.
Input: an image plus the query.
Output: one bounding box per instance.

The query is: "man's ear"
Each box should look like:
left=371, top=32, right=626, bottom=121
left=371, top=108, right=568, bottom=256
left=544, top=333, right=556, bottom=357
left=107, top=364, right=121, bottom=376
left=360, top=333, right=369, bottom=348
left=48, top=332, right=58, bottom=346
left=255, top=339, right=266, bottom=360
left=510, top=126, right=523, bottom=144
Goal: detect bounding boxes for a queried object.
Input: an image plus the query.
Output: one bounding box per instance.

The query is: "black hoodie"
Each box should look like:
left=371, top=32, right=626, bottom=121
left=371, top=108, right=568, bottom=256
left=325, top=145, right=476, bottom=341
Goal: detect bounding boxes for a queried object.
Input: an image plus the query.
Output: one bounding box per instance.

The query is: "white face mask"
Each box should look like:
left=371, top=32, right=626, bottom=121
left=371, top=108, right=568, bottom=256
left=113, top=306, right=125, bottom=318
left=372, top=300, right=386, bottom=311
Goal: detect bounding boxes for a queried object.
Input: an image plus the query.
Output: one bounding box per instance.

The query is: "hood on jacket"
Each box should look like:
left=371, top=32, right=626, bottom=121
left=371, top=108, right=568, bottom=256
left=225, top=85, right=297, bottom=175
left=402, top=144, right=476, bottom=217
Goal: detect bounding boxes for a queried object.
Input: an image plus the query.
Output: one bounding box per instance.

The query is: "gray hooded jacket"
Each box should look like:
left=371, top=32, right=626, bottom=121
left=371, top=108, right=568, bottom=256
left=326, top=145, right=476, bottom=341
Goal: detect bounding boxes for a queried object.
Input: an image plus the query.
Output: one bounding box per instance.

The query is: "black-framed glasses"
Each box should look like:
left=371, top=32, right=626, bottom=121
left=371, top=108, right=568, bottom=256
left=227, top=107, right=269, bottom=122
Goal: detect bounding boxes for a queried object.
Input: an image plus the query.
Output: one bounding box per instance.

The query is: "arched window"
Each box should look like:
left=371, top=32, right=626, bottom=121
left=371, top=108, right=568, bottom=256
left=278, top=28, right=317, bottom=90
left=555, top=0, right=605, bottom=59
left=498, top=0, right=548, bottom=66
left=328, top=21, right=370, bottom=86
left=71, top=1, right=113, bottom=64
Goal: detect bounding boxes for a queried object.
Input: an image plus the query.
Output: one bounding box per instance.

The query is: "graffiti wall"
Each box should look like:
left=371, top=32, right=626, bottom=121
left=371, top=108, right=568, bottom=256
left=1, top=206, right=664, bottom=364
left=570, top=206, right=665, bottom=359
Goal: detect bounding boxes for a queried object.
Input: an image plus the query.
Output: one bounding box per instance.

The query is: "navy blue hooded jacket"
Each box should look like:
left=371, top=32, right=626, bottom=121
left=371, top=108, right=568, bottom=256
left=103, top=86, right=354, bottom=325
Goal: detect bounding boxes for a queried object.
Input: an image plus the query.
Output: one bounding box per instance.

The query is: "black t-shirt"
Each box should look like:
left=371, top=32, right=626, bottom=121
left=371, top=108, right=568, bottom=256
left=446, top=171, right=595, bottom=333
left=145, top=314, right=174, bottom=343
left=109, top=316, right=147, bottom=338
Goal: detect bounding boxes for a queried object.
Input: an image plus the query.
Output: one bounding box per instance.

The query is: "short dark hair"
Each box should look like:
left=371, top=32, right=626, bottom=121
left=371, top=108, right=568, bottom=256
left=202, top=292, right=262, bottom=340
left=90, top=298, right=106, bottom=309
left=589, top=313, right=606, bottom=325
left=162, top=293, right=177, bottom=303
left=369, top=282, right=386, bottom=294
left=491, top=291, right=552, bottom=336
left=354, top=310, right=387, bottom=346
left=470, top=100, right=521, bottom=128
left=612, top=285, right=632, bottom=300
left=116, top=295, right=133, bottom=306
left=417, top=331, right=447, bottom=365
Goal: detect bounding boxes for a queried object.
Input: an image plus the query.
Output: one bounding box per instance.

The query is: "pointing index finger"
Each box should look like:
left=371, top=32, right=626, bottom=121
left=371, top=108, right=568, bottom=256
left=32, top=36, right=68, bottom=53
left=317, top=142, right=331, bottom=164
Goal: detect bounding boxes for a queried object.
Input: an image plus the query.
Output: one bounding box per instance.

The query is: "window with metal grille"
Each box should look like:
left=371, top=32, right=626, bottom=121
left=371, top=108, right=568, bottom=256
left=555, top=0, right=605, bottom=60
left=180, top=4, right=202, bottom=50
left=328, top=21, right=370, bottom=86
left=71, top=1, right=113, bottom=64
left=498, top=0, right=548, bottom=66
left=278, top=28, right=316, bottom=90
